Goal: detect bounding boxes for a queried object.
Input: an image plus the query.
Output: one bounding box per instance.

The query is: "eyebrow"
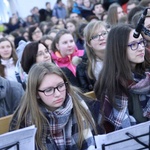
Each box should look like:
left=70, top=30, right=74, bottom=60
left=39, top=82, right=64, bottom=90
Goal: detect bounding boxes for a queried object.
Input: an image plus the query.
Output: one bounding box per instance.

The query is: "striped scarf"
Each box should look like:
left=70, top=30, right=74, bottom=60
left=130, top=72, right=150, bottom=119
left=41, top=94, right=96, bottom=150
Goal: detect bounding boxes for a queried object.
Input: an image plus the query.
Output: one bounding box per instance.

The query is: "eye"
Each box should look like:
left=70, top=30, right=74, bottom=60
left=92, top=35, right=99, bottom=40
left=58, top=83, right=64, bottom=88
left=45, top=87, right=53, bottom=93
left=130, top=42, right=137, bottom=47
left=102, top=32, right=107, bottom=36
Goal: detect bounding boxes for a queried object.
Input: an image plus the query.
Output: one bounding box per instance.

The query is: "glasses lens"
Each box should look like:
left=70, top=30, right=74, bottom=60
left=131, top=42, right=138, bottom=50
left=91, top=35, right=99, bottom=41
left=101, top=32, right=107, bottom=38
left=58, top=83, right=66, bottom=92
left=45, top=88, right=53, bottom=96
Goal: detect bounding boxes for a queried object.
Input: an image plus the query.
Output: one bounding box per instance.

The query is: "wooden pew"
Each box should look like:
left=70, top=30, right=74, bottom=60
left=0, top=115, right=12, bottom=134
left=84, top=91, right=96, bottom=99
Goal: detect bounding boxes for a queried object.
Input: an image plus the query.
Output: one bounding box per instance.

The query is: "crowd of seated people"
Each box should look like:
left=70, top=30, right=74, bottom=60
left=0, top=0, right=150, bottom=149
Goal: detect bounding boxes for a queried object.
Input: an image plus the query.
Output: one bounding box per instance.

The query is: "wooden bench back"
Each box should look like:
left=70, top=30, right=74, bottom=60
left=84, top=91, right=96, bottom=99
left=0, top=115, right=12, bottom=134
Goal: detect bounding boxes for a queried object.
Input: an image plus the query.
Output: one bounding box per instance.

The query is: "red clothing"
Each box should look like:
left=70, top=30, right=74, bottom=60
left=51, top=48, right=84, bottom=76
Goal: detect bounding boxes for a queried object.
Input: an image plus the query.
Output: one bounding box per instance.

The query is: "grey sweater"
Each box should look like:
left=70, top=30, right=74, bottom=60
left=0, top=77, right=24, bottom=117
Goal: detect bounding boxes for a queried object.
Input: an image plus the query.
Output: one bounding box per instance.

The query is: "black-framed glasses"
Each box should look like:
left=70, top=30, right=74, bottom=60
left=38, top=82, right=67, bottom=96
left=128, top=39, right=147, bottom=51
left=90, top=31, right=108, bottom=41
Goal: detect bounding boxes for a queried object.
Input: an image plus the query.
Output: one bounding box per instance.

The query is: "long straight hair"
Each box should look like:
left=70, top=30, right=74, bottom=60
left=10, top=62, right=97, bottom=149
left=94, top=24, right=146, bottom=109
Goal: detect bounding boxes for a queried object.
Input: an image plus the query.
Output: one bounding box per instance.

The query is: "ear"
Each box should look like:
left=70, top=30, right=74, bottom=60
left=86, top=41, right=92, bottom=48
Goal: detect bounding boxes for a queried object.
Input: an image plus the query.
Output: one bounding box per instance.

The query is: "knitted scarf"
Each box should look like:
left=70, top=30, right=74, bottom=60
left=41, top=94, right=96, bottom=150
left=130, top=72, right=150, bottom=119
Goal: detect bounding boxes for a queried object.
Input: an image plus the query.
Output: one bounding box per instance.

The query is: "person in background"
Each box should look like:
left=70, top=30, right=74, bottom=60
left=94, top=24, right=150, bottom=133
left=51, top=29, right=84, bottom=87
left=92, top=2, right=105, bottom=20
left=84, top=20, right=108, bottom=81
left=139, top=0, right=150, bottom=8
left=0, top=76, right=24, bottom=117
left=48, top=28, right=60, bottom=39
left=79, top=0, right=95, bottom=20
left=21, top=41, right=52, bottom=75
left=106, top=3, right=125, bottom=28
left=66, top=19, right=78, bottom=42
left=0, top=37, right=26, bottom=88
left=69, top=12, right=83, bottom=22
left=45, top=2, right=53, bottom=21
left=40, top=35, right=54, bottom=53
left=126, top=0, right=139, bottom=14
left=72, top=0, right=83, bottom=16
left=28, top=26, right=43, bottom=42
left=9, top=62, right=103, bottom=150
left=52, top=0, right=67, bottom=19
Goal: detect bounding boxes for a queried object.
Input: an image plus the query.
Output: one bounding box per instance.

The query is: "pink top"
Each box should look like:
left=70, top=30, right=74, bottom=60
left=51, top=47, right=84, bottom=76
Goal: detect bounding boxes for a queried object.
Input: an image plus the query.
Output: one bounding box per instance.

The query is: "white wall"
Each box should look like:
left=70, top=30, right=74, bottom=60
left=9, top=0, right=67, bottom=20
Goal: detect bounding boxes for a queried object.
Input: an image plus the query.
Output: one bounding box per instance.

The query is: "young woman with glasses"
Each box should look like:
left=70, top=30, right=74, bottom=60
left=94, top=24, right=150, bottom=133
left=9, top=62, right=104, bottom=150
left=84, top=20, right=108, bottom=81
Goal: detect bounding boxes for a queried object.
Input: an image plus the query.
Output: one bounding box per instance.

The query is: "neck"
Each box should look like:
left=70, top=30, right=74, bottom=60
left=95, top=49, right=105, bottom=60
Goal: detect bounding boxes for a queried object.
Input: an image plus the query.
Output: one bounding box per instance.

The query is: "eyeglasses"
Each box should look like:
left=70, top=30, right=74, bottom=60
left=128, top=39, right=147, bottom=51
left=38, top=82, right=67, bottom=96
left=90, top=31, right=108, bottom=41
left=36, top=50, right=50, bottom=57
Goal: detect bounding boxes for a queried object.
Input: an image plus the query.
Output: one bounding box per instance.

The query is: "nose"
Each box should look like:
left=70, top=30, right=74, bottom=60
left=53, top=88, right=61, bottom=96
left=99, top=35, right=105, bottom=40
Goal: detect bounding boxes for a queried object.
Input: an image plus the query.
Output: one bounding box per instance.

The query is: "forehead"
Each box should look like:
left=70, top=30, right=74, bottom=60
left=0, top=40, right=11, bottom=45
left=95, top=4, right=102, bottom=9
left=59, top=33, right=73, bottom=41
left=40, top=74, right=63, bottom=87
left=38, top=43, right=46, bottom=50
left=92, top=26, right=106, bottom=35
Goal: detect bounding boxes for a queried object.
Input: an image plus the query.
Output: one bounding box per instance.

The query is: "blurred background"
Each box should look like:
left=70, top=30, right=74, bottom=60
left=0, top=0, right=67, bottom=23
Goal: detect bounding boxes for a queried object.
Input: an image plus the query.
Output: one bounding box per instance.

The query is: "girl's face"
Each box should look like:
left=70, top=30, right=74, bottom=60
left=117, top=7, right=124, bottom=20
left=83, top=0, right=90, bottom=8
left=89, top=27, right=108, bottom=53
left=76, top=0, right=83, bottom=5
left=56, top=33, right=76, bottom=57
left=45, top=39, right=53, bottom=52
left=0, top=40, right=12, bottom=60
left=36, top=43, right=52, bottom=63
left=32, top=27, right=43, bottom=41
left=66, top=22, right=76, bottom=34
left=127, top=30, right=145, bottom=68
left=38, top=74, right=66, bottom=111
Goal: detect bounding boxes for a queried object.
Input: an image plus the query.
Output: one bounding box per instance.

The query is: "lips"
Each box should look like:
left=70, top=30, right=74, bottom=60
left=137, top=53, right=144, bottom=57
left=54, top=99, right=63, bottom=104
left=100, top=42, right=106, bottom=45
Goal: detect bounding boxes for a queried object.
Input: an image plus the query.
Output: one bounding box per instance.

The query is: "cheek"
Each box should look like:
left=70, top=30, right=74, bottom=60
left=59, top=45, right=66, bottom=52
left=36, top=57, right=42, bottom=63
